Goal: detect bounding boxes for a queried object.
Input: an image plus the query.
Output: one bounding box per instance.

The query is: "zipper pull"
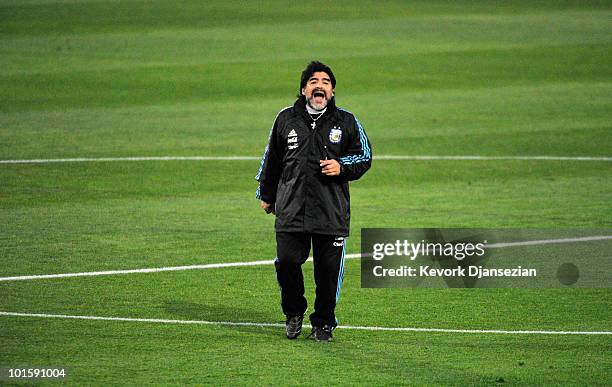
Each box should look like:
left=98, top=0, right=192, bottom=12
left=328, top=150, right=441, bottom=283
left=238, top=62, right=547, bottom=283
left=324, top=145, right=329, bottom=160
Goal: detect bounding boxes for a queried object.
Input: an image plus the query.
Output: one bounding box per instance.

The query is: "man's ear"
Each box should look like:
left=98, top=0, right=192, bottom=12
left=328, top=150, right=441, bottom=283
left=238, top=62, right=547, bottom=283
left=301, top=88, right=306, bottom=96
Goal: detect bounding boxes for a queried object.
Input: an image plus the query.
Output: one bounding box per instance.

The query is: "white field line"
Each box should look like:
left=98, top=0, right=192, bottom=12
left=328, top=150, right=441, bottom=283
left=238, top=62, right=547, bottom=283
left=1, top=155, right=611, bottom=164
left=376, top=155, right=612, bottom=161
left=0, top=311, right=609, bottom=335
left=0, top=156, right=259, bottom=164
left=0, top=236, right=610, bottom=282
left=485, top=235, right=612, bottom=248
left=0, top=258, right=308, bottom=282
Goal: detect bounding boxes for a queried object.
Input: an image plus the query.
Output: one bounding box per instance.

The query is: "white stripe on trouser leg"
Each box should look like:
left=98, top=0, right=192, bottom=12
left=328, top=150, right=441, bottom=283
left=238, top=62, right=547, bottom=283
left=335, top=240, right=346, bottom=302
left=334, top=240, right=346, bottom=327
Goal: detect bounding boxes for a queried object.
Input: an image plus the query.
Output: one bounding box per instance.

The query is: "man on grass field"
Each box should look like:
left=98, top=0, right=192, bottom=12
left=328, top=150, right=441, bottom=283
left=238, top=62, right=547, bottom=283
left=255, top=61, right=372, bottom=342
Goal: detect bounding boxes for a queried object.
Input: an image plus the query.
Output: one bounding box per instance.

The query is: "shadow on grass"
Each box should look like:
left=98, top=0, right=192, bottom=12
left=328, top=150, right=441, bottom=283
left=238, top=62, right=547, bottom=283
left=163, top=300, right=283, bottom=338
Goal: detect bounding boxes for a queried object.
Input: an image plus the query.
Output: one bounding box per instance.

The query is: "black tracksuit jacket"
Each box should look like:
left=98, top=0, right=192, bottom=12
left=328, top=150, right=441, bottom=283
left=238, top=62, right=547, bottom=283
left=255, top=97, right=372, bottom=236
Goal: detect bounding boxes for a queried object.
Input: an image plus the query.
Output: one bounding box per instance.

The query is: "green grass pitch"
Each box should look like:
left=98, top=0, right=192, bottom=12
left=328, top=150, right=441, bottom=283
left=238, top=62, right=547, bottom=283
left=0, top=0, right=611, bottom=385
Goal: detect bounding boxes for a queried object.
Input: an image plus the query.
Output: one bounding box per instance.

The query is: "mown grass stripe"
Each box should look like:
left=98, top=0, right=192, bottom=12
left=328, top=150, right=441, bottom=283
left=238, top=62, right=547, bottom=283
left=1, top=236, right=610, bottom=282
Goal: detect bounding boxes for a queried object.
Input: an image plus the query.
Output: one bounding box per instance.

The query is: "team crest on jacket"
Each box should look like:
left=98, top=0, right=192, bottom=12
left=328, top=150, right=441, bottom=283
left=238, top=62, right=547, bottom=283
left=329, top=127, right=342, bottom=144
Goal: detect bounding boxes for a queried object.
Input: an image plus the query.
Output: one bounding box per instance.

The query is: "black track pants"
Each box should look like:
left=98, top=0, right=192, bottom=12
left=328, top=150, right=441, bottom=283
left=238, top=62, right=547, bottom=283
left=274, top=232, right=346, bottom=328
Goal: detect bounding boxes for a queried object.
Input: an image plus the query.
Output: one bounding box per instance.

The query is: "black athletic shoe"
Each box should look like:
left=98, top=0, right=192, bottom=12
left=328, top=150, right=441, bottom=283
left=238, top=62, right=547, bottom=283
left=285, top=315, right=303, bottom=339
left=309, top=325, right=333, bottom=342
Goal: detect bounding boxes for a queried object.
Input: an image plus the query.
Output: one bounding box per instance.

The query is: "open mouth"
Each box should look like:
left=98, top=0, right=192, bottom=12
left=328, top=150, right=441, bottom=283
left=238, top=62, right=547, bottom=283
left=313, top=90, right=326, bottom=99
left=312, top=90, right=326, bottom=106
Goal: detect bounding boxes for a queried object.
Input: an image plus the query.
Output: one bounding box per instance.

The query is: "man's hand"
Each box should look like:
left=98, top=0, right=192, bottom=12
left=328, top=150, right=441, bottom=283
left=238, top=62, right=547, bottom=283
left=320, top=159, right=341, bottom=176
left=260, top=201, right=275, bottom=214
